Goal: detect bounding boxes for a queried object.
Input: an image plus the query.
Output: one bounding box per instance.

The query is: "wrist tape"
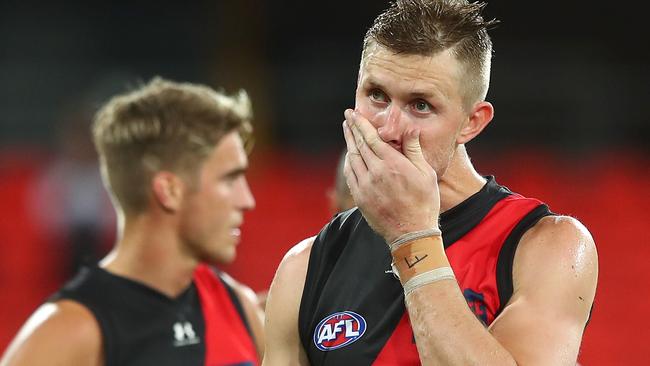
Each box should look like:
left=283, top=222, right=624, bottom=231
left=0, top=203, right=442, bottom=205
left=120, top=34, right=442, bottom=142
left=389, top=228, right=442, bottom=252
left=403, top=267, right=456, bottom=296
left=389, top=233, right=455, bottom=295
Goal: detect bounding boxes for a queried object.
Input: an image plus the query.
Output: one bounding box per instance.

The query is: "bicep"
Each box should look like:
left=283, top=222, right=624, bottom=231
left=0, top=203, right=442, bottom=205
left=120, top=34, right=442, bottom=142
left=262, top=238, right=313, bottom=366
left=488, top=216, right=598, bottom=365
left=489, top=294, right=588, bottom=365
left=1, top=301, right=102, bottom=366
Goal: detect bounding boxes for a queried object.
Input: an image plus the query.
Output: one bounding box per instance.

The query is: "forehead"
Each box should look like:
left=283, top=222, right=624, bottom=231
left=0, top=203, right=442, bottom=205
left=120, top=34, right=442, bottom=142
left=359, top=45, right=462, bottom=101
left=203, top=131, right=248, bottom=172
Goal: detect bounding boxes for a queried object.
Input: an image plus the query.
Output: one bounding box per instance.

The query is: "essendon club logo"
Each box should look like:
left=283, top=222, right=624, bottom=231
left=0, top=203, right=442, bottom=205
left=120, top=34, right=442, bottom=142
left=313, top=311, right=367, bottom=351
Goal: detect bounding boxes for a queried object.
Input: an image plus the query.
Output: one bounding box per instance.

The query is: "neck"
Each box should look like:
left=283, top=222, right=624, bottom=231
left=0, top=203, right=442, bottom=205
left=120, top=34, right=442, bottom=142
left=438, top=145, right=486, bottom=213
left=100, top=212, right=197, bottom=298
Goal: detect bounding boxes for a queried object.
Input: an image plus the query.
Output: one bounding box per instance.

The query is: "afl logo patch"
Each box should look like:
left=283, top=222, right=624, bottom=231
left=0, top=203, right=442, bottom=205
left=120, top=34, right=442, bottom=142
left=313, top=311, right=367, bottom=351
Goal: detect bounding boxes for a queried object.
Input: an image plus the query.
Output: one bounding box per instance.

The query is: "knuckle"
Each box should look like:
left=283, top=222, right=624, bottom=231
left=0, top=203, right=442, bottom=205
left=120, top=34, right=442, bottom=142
left=367, top=137, right=380, bottom=150
left=354, top=134, right=365, bottom=146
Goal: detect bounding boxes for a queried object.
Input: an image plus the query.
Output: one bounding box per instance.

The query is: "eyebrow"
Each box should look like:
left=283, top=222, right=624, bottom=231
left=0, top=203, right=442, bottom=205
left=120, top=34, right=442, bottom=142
left=222, top=166, right=248, bottom=179
left=364, top=79, right=438, bottom=100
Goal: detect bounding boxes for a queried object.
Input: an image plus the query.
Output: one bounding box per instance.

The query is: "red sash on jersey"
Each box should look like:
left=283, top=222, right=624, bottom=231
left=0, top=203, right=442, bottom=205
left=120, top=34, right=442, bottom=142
left=193, top=264, right=259, bottom=366
left=373, top=195, right=543, bottom=365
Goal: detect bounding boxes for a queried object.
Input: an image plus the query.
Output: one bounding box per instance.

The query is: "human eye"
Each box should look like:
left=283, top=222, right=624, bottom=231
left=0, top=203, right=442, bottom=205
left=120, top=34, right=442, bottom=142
left=221, top=169, right=246, bottom=184
left=369, top=88, right=388, bottom=103
left=412, top=99, right=432, bottom=114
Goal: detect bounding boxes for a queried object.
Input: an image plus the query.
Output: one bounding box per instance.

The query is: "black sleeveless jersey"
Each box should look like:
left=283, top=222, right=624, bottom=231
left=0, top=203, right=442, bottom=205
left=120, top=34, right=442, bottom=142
left=50, top=265, right=257, bottom=366
left=298, top=177, right=552, bottom=365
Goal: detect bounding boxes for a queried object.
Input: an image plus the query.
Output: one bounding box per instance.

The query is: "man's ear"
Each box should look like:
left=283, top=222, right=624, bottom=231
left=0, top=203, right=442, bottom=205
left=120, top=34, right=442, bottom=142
left=457, top=101, right=494, bottom=145
left=151, top=171, right=185, bottom=212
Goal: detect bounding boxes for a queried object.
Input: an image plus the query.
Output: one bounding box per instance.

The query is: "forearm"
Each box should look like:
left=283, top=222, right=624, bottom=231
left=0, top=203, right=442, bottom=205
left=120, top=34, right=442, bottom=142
left=391, top=235, right=516, bottom=365
left=405, top=280, right=516, bottom=365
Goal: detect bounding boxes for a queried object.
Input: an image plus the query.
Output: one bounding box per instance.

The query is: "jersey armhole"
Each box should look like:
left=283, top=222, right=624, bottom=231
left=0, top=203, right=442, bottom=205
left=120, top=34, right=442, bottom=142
left=47, top=298, right=116, bottom=366
left=495, top=204, right=553, bottom=316
left=297, top=208, right=360, bottom=355
left=218, top=274, right=254, bottom=339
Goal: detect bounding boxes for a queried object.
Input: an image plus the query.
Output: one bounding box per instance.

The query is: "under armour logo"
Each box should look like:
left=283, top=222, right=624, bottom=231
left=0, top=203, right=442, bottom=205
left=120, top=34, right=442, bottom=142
left=173, top=321, right=200, bottom=347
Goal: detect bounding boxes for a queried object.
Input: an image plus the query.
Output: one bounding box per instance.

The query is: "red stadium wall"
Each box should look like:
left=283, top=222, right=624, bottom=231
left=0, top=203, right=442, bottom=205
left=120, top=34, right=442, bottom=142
left=0, top=148, right=648, bottom=364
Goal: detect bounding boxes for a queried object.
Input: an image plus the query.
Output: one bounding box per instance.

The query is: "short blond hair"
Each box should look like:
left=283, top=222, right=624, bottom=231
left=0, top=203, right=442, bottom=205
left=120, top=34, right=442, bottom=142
left=93, top=77, right=253, bottom=214
left=363, top=0, right=499, bottom=110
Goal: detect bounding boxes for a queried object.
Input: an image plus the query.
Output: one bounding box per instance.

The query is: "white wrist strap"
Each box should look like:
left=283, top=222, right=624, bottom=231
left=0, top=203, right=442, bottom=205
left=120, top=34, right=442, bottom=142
left=403, top=267, right=455, bottom=296
left=390, top=228, right=442, bottom=252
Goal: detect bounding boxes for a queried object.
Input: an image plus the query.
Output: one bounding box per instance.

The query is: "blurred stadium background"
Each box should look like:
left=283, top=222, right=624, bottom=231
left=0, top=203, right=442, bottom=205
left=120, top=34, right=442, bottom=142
left=0, top=1, right=648, bottom=364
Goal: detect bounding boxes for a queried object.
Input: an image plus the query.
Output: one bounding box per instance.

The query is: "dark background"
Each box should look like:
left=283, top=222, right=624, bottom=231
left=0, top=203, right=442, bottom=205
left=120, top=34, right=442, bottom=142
left=1, top=1, right=648, bottom=153
left=1, top=1, right=648, bottom=364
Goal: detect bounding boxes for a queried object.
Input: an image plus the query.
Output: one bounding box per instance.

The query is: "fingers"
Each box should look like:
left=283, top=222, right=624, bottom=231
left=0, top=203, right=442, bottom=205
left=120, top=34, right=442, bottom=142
left=344, top=115, right=383, bottom=173
left=343, top=152, right=361, bottom=202
left=344, top=109, right=391, bottom=161
left=402, top=127, right=430, bottom=172
left=343, top=120, right=367, bottom=176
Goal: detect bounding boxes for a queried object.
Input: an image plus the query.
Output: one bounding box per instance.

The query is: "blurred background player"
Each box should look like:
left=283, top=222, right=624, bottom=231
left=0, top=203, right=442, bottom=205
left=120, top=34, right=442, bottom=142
left=326, top=150, right=355, bottom=215
left=257, top=150, right=355, bottom=311
left=27, top=78, right=123, bottom=279
left=1, top=78, right=264, bottom=366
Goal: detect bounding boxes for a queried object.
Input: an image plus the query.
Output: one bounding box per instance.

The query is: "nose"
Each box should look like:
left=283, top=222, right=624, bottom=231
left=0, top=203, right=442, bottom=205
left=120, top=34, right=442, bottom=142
left=237, top=178, right=256, bottom=211
left=375, top=105, right=405, bottom=150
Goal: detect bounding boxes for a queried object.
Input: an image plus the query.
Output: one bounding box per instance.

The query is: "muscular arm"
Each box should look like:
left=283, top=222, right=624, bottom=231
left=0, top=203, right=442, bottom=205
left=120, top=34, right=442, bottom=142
left=488, top=216, right=598, bottom=364
left=404, top=216, right=597, bottom=365
left=262, top=237, right=313, bottom=366
left=220, top=273, right=266, bottom=360
left=0, top=300, right=103, bottom=366
left=342, top=109, right=598, bottom=365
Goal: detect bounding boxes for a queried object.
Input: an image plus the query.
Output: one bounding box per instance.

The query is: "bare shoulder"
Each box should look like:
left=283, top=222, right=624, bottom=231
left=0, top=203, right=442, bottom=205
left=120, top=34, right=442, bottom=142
left=1, top=300, right=102, bottom=366
left=262, top=236, right=314, bottom=366
left=513, top=215, right=598, bottom=314
left=267, top=235, right=315, bottom=310
left=279, top=236, right=315, bottom=274
left=524, top=214, right=595, bottom=244
left=220, top=232, right=314, bottom=307
left=488, top=216, right=598, bottom=364
left=517, top=215, right=598, bottom=277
